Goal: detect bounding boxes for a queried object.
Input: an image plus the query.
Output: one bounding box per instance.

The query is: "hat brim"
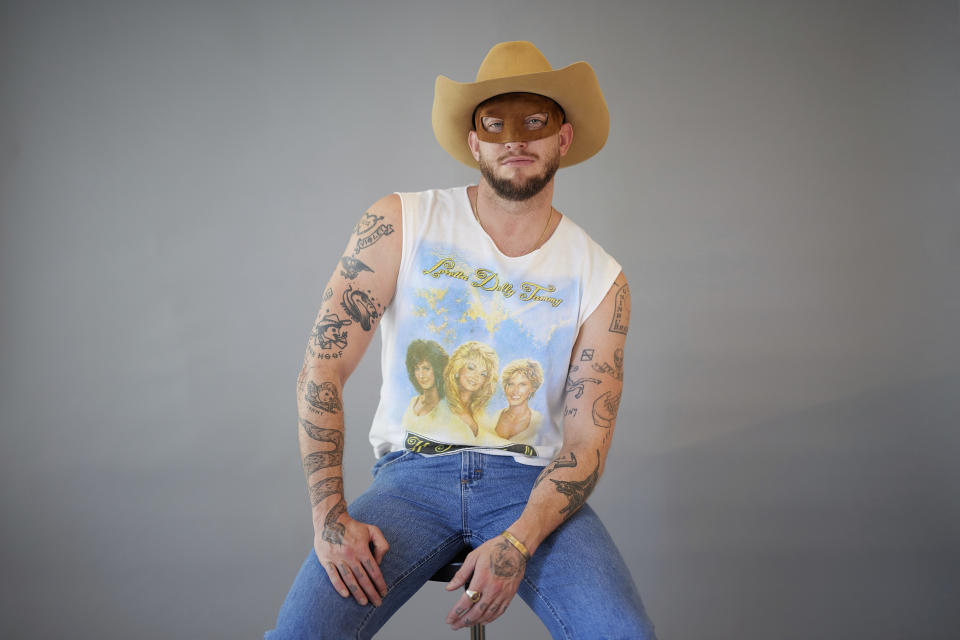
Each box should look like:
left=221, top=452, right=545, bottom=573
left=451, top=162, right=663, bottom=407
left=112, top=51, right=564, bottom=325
left=432, top=61, right=609, bottom=169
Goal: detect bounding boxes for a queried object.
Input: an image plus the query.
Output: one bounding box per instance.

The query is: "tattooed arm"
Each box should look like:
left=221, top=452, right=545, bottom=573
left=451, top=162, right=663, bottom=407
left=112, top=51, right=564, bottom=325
left=445, top=272, right=631, bottom=630
left=297, top=194, right=401, bottom=607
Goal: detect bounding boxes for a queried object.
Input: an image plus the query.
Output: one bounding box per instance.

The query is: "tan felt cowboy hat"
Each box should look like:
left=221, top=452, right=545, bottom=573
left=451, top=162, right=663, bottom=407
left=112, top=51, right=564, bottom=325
left=433, top=41, right=609, bottom=168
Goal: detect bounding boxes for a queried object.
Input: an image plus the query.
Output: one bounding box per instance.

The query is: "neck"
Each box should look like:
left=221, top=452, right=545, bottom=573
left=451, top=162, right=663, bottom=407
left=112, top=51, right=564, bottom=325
left=470, top=180, right=558, bottom=257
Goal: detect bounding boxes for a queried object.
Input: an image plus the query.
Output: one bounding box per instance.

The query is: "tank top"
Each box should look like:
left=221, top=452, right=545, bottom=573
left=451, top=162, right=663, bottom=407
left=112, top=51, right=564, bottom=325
left=368, top=186, right=621, bottom=465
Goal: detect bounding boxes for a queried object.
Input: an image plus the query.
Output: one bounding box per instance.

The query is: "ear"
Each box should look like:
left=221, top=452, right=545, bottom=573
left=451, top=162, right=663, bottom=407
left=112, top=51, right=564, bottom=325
left=467, top=130, right=481, bottom=162
left=558, top=122, right=574, bottom=156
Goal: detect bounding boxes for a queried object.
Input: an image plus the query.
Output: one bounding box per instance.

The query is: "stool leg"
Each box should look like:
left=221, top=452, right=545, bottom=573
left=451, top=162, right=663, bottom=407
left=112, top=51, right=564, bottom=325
left=471, top=622, right=485, bottom=640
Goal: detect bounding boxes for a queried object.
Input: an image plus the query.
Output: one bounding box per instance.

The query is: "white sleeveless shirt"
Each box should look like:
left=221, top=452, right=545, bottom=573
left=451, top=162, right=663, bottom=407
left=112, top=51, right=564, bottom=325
left=368, top=186, right=621, bottom=466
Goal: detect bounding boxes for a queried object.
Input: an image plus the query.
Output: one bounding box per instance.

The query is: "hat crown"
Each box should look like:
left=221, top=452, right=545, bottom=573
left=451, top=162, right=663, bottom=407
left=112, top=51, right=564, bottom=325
left=475, top=41, right=553, bottom=82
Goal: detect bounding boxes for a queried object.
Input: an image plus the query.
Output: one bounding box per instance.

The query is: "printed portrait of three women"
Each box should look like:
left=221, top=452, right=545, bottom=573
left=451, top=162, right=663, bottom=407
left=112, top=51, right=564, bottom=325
left=402, top=339, right=545, bottom=456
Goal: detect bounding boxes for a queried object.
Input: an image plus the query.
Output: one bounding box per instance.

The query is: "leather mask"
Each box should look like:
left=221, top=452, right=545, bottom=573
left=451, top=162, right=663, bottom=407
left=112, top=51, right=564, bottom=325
left=473, top=93, right=564, bottom=143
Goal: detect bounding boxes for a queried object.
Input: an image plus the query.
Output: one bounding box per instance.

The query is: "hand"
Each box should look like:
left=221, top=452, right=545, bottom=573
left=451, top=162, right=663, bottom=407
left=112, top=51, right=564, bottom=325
left=444, top=536, right=527, bottom=630
left=314, top=512, right=390, bottom=607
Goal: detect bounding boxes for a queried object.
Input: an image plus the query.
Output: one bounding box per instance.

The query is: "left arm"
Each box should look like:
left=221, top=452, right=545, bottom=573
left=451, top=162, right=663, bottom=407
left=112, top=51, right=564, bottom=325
left=445, top=272, right=631, bottom=629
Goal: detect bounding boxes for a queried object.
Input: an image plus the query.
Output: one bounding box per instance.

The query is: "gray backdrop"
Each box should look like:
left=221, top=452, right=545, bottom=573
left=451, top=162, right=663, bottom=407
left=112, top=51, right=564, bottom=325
left=1, top=1, right=958, bottom=638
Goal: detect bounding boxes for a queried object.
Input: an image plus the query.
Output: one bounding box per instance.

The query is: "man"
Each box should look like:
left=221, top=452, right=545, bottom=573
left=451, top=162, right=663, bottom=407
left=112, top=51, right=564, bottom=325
left=267, top=41, right=657, bottom=638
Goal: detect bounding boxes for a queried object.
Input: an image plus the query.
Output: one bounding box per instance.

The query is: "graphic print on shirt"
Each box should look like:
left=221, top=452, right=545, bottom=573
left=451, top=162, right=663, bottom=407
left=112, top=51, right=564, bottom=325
left=391, top=243, right=579, bottom=458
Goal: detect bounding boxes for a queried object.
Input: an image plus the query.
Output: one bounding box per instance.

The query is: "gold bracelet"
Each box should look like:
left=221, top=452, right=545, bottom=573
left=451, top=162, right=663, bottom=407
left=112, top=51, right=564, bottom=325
left=501, top=530, right=531, bottom=560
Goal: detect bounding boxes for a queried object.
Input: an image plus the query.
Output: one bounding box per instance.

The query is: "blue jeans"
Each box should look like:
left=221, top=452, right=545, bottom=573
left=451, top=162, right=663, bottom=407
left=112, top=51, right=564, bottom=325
left=266, top=450, right=656, bottom=639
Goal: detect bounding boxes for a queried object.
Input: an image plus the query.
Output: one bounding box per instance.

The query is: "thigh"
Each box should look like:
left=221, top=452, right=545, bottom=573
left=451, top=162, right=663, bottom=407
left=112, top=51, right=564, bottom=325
left=515, top=505, right=658, bottom=640
left=266, top=453, right=467, bottom=640
left=466, top=458, right=656, bottom=639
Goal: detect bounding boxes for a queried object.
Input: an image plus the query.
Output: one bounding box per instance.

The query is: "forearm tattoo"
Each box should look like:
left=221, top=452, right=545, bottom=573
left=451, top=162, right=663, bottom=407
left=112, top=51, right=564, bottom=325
left=299, top=417, right=344, bottom=445
left=304, top=428, right=348, bottom=543
left=490, top=539, right=525, bottom=578
left=309, top=476, right=344, bottom=507
left=550, top=450, right=601, bottom=518
left=303, top=450, right=343, bottom=476
left=533, top=451, right=578, bottom=489
left=300, top=418, right=344, bottom=475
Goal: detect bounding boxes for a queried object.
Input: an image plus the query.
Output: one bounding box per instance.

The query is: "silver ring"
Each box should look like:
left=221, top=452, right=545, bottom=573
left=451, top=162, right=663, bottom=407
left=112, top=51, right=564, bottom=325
left=465, top=589, right=481, bottom=603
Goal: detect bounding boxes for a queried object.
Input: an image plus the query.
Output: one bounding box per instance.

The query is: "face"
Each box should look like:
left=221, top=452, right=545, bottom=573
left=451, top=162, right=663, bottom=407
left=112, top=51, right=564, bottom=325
left=504, top=372, right=533, bottom=407
left=470, top=93, right=569, bottom=201
left=414, top=360, right=435, bottom=391
left=458, top=358, right=490, bottom=393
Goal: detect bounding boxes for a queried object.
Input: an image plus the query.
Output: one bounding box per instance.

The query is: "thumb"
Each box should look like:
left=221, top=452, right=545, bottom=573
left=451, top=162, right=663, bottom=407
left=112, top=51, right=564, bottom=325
left=368, top=525, right=390, bottom=564
left=445, top=552, right=477, bottom=591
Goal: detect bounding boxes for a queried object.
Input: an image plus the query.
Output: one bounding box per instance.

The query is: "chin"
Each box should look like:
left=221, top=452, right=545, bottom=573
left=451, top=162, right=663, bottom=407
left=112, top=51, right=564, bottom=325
left=479, top=153, right=560, bottom=201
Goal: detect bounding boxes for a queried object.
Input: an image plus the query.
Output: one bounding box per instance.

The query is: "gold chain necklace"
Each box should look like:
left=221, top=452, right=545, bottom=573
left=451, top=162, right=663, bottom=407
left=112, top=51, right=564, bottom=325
left=470, top=192, right=554, bottom=255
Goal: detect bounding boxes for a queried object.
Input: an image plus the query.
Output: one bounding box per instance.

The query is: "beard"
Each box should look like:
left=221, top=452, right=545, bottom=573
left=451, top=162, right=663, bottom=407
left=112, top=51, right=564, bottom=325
left=478, top=150, right=561, bottom=201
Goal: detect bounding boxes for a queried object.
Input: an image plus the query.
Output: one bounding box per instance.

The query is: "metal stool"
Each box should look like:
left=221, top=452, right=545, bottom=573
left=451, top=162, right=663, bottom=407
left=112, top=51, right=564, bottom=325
left=428, top=547, right=486, bottom=639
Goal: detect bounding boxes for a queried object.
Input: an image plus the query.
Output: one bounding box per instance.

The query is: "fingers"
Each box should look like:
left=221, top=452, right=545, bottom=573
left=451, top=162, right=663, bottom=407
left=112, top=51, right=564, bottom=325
left=347, top=560, right=384, bottom=607
left=445, top=590, right=479, bottom=626
left=334, top=545, right=390, bottom=606
left=446, top=571, right=494, bottom=628
left=477, top=599, right=509, bottom=625
left=361, top=525, right=389, bottom=597
left=458, top=598, right=508, bottom=628
left=315, top=525, right=390, bottom=606
left=446, top=562, right=517, bottom=629
left=321, top=560, right=350, bottom=599
left=337, top=562, right=370, bottom=605
left=447, top=586, right=509, bottom=629
left=468, top=600, right=496, bottom=626
left=327, top=559, right=384, bottom=607
left=362, top=556, right=388, bottom=600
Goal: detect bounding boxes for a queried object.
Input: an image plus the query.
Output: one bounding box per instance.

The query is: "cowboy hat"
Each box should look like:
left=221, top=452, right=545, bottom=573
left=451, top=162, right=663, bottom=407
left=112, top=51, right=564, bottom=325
left=432, top=41, right=609, bottom=168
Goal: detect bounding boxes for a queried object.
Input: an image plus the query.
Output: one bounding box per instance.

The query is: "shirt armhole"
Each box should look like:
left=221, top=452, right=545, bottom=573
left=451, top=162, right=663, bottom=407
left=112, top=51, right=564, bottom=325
left=577, top=253, right=622, bottom=331
left=395, top=191, right=421, bottom=284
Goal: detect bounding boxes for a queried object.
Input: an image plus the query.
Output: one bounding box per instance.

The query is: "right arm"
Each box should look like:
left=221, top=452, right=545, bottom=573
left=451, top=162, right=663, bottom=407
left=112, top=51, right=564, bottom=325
left=296, top=194, right=402, bottom=607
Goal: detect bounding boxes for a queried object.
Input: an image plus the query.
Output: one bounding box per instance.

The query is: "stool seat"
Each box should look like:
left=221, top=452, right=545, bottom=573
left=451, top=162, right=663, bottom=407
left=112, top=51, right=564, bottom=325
left=429, top=547, right=470, bottom=583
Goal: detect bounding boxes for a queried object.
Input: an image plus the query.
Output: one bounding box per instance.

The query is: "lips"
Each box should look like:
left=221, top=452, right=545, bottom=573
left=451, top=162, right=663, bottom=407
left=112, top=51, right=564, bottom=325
left=500, top=154, right=536, bottom=166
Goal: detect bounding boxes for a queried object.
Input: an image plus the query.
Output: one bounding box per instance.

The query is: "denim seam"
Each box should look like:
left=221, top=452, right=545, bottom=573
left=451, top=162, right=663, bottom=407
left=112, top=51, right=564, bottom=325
left=460, top=453, right=469, bottom=533
left=354, top=533, right=465, bottom=638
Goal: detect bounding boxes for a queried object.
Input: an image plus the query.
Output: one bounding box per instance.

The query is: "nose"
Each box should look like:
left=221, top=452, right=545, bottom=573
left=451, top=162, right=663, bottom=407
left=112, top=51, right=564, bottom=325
left=503, top=140, right=527, bottom=151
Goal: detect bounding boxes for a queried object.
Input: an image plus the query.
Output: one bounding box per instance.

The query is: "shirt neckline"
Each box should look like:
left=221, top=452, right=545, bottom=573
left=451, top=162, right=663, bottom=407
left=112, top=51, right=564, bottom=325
left=459, top=185, right=565, bottom=261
